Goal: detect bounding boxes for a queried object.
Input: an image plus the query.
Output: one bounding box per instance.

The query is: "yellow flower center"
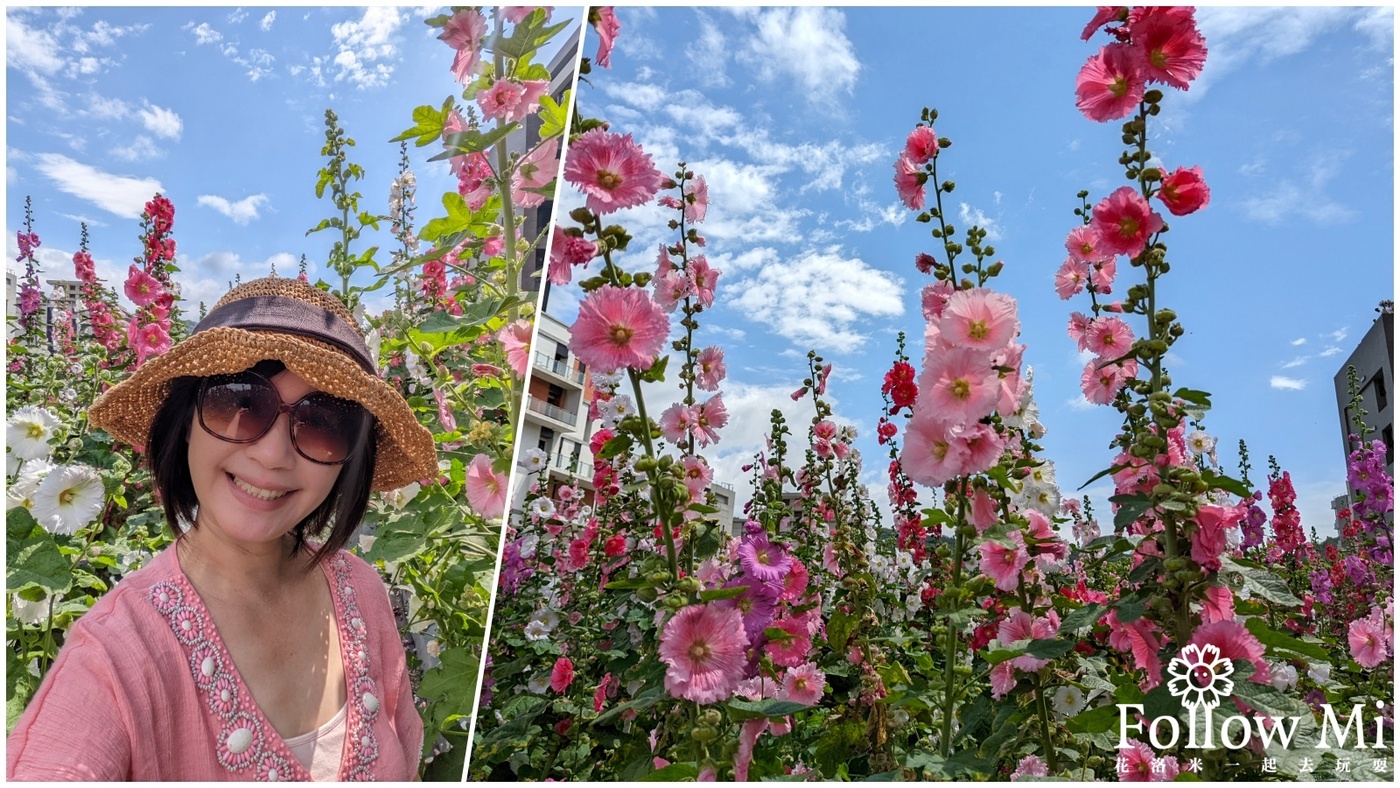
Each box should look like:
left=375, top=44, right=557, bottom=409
left=689, top=641, right=712, bottom=661
left=1118, top=217, right=1139, bottom=238
left=967, top=320, right=989, bottom=340
left=598, top=171, right=622, bottom=190
left=610, top=325, right=633, bottom=346
left=950, top=379, right=971, bottom=401
left=59, top=488, right=76, bottom=506
left=1110, top=76, right=1129, bottom=98
left=25, top=424, right=45, bottom=439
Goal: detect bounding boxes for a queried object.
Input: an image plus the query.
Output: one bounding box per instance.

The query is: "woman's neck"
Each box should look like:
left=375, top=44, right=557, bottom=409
left=177, top=521, right=311, bottom=603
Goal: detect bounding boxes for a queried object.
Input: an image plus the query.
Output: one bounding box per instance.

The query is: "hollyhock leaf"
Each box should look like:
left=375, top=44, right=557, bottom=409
left=1066, top=704, right=1118, bottom=734
left=1077, top=463, right=1122, bottom=490
left=591, top=686, right=663, bottom=727
left=1060, top=602, right=1108, bottom=634
left=1172, top=386, right=1212, bottom=406
left=594, top=435, right=632, bottom=460
left=688, top=504, right=719, bottom=515
left=1126, top=557, right=1162, bottom=584
left=1201, top=468, right=1252, bottom=499
left=1222, top=558, right=1301, bottom=607
left=699, top=585, right=749, bottom=602
left=1230, top=667, right=1311, bottom=718
left=877, top=661, right=912, bottom=688
left=603, top=576, right=652, bottom=591
left=1243, top=618, right=1329, bottom=660
left=1114, top=596, right=1149, bottom=623
left=5, top=510, right=72, bottom=595
left=727, top=698, right=812, bottom=720
left=436, top=125, right=520, bottom=158
left=638, top=763, right=699, bottom=781
left=495, top=15, right=572, bottom=59
left=539, top=91, right=569, bottom=138
left=929, top=605, right=981, bottom=627
left=983, top=648, right=1020, bottom=666
left=827, top=611, right=859, bottom=653
left=1110, top=492, right=1154, bottom=531
left=390, top=103, right=445, bottom=146
left=639, top=354, right=669, bottom=383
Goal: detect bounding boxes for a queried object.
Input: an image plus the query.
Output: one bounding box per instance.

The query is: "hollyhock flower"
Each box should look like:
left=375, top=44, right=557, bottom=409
left=904, top=125, right=939, bottom=165
left=1076, top=43, right=1146, bottom=122
left=478, top=79, right=525, bottom=122
left=503, top=6, right=552, bottom=23
left=1157, top=165, right=1210, bottom=216
left=131, top=320, right=172, bottom=366
left=941, top=288, right=1019, bottom=351
left=765, top=616, right=812, bottom=667
left=571, top=285, right=670, bottom=372
left=550, top=657, right=575, bottom=692
left=1081, top=357, right=1138, bottom=405
left=1092, top=186, right=1164, bottom=258
left=1105, top=610, right=1164, bottom=680
left=1190, top=503, right=1241, bottom=572
left=734, top=718, right=767, bottom=782
left=893, top=154, right=926, bottom=211
left=1118, top=740, right=1178, bottom=782
left=920, top=347, right=1000, bottom=425
left=738, top=534, right=792, bottom=584
left=687, top=256, right=720, bottom=308
left=999, top=607, right=1059, bottom=671
left=1200, top=584, right=1235, bottom=624
left=30, top=464, right=105, bottom=536
left=1131, top=6, right=1207, bottom=90
left=465, top=453, right=508, bottom=520
left=716, top=577, right=779, bottom=645
left=513, top=136, right=559, bottom=208
left=591, top=6, right=621, bottom=68
left=979, top=532, right=1030, bottom=593
left=1066, top=226, right=1111, bottom=265
left=921, top=279, right=955, bottom=320
left=1189, top=619, right=1270, bottom=685
left=1011, top=755, right=1049, bottom=780
left=1348, top=613, right=1390, bottom=668
left=497, top=319, right=534, bottom=378
left=780, top=558, right=809, bottom=602
left=124, top=265, right=164, bottom=307
left=658, top=604, right=749, bottom=704
left=1086, top=316, right=1134, bottom=358
left=990, top=660, right=1017, bottom=699
left=440, top=8, right=486, bottom=65
left=7, top=406, right=59, bottom=461
left=1052, top=685, right=1088, bottom=718
left=782, top=662, right=825, bottom=705
left=882, top=360, right=918, bottom=412
left=564, top=128, right=663, bottom=215
left=901, top=413, right=970, bottom=488
left=593, top=672, right=611, bottom=713
left=1055, top=257, right=1090, bottom=300
left=683, top=174, right=708, bottom=224
left=1081, top=6, right=1127, bottom=40
left=1067, top=311, right=1094, bottom=352
left=960, top=422, right=1006, bottom=476
left=693, top=393, right=728, bottom=446
left=694, top=346, right=726, bottom=391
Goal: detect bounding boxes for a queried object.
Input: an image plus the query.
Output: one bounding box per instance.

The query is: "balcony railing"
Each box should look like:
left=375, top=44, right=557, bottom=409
left=532, top=351, right=586, bottom=385
left=526, top=396, right=578, bottom=427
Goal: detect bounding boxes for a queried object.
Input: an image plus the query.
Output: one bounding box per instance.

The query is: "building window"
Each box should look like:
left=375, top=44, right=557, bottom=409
left=1370, top=371, right=1388, bottom=411
left=547, top=383, right=565, bottom=407
left=1385, top=425, right=1395, bottom=467
left=538, top=426, right=555, bottom=453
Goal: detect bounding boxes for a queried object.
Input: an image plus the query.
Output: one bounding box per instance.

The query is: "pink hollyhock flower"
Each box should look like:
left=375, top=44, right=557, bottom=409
left=1189, top=619, right=1270, bottom=686
left=1130, top=6, right=1207, bottom=91
left=921, top=279, right=955, bottom=320
left=1090, top=255, right=1118, bottom=293
left=503, top=6, right=552, bottom=23
left=658, top=402, right=695, bottom=445
left=734, top=718, right=767, bottom=782
left=571, top=285, right=670, bottom=373
left=465, top=453, right=508, bottom=520
left=687, top=256, right=720, bottom=308
left=979, top=533, right=1030, bottom=593
left=1157, top=165, right=1210, bottom=216
left=960, top=422, right=1006, bottom=476
left=652, top=268, right=692, bottom=313
left=513, top=137, right=559, bottom=208
left=684, top=174, right=708, bottom=224
left=999, top=607, right=1058, bottom=671
left=969, top=488, right=999, bottom=533
left=693, top=393, right=728, bottom=446
left=434, top=387, right=457, bottom=433
left=679, top=456, right=714, bottom=499
left=941, top=288, right=1019, bottom=352
left=764, top=616, right=812, bottom=668
left=1190, top=503, right=1241, bottom=573
left=514, top=79, right=551, bottom=122
left=130, top=319, right=172, bottom=366
left=920, top=346, right=1000, bottom=425
left=1105, top=610, right=1164, bottom=683
left=563, top=128, right=663, bottom=215
left=1085, top=316, right=1134, bottom=358
left=550, top=657, right=575, bottom=693
left=716, top=577, right=779, bottom=645
left=694, top=345, right=726, bottom=391
left=1075, top=43, right=1146, bottom=122
left=1348, top=612, right=1390, bottom=669
left=1011, top=755, right=1049, bottom=780
left=658, top=603, right=749, bottom=705
left=1081, top=6, right=1127, bottom=40
left=1067, top=311, right=1094, bottom=352
left=1118, top=739, right=1178, bottom=781
left=782, top=662, right=825, bottom=705
left=893, top=154, right=926, bottom=211
left=592, top=671, right=610, bottom=712
left=124, top=265, right=164, bottom=307
left=990, top=660, right=1017, bottom=699
left=900, top=413, right=969, bottom=488
left=497, top=319, right=533, bottom=378
left=1066, top=225, right=1112, bottom=264
left=441, top=9, right=487, bottom=83
left=1200, top=584, right=1235, bottom=624
left=591, top=6, right=621, bottom=69
left=1081, top=357, right=1138, bottom=405
left=548, top=226, right=597, bottom=286
left=478, top=79, right=525, bottom=122
left=1092, top=186, right=1164, bottom=258
left=904, top=125, right=939, bottom=165
left=1055, top=257, right=1090, bottom=300
left=780, top=558, right=809, bottom=602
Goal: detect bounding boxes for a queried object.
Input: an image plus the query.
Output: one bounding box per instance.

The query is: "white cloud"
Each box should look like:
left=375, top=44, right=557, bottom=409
left=735, top=7, right=861, bottom=104
left=196, top=193, right=270, bottom=225
left=227, top=8, right=248, bottom=25
left=1192, top=8, right=1369, bottom=99
left=1270, top=375, right=1307, bottom=391
left=1319, top=346, right=1343, bottom=358
left=685, top=14, right=730, bottom=89
left=1280, top=356, right=1308, bottom=370
left=32, top=153, right=164, bottom=218
left=957, top=202, right=1002, bottom=242
left=260, top=11, right=277, bottom=32
left=112, top=135, right=164, bottom=162
left=331, top=7, right=404, bottom=89
left=1291, top=337, right=1307, bottom=346
left=176, top=251, right=303, bottom=311
left=189, top=21, right=223, bottom=45
left=1328, top=328, right=1348, bottom=343
left=709, top=247, right=780, bottom=273
left=599, top=80, right=671, bottom=113
left=730, top=246, right=904, bottom=353
left=138, top=102, right=183, bottom=140
left=7, top=15, right=66, bottom=75
left=82, top=92, right=130, bottom=120
left=1241, top=182, right=1353, bottom=226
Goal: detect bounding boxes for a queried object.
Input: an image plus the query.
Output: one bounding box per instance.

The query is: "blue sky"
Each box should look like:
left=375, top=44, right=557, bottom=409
left=7, top=6, right=580, bottom=314
left=551, top=7, right=1394, bottom=536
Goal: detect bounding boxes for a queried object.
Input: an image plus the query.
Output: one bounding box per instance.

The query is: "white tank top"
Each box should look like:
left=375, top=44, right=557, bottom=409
left=283, top=703, right=349, bottom=781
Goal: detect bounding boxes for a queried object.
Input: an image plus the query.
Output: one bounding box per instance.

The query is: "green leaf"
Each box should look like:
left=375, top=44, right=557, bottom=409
left=699, top=585, right=748, bottom=602
left=1229, top=662, right=1312, bottom=718
left=433, top=124, right=520, bottom=160
left=495, top=14, right=572, bottom=60
left=1111, top=493, right=1154, bottom=531
left=539, top=90, right=569, bottom=138
left=594, top=434, right=632, bottom=461
left=1201, top=468, right=1252, bottom=499
left=1172, top=387, right=1212, bottom=406
left=1060, top=602, right=1108, bottom=633
left=637, top=762, right=699, bottom=781
left=1244, top=617, right=1329, bottom=660
left=391, top=101, right=449, bottom=147
left=726, top=698, right=810, bottom=720
left=6, top=510, right=73, bottom=595
left=1114, top=596, right=1148, bottom=624
left=1066, top=704, right=1119, bottom=734
left=1222, top=558, right=1301, bottom=607
left=591, top=687, right=663, bottom=727
left=827, top=611, right=858, bottom=653
left=1023, top=638, right=1076, bottom=660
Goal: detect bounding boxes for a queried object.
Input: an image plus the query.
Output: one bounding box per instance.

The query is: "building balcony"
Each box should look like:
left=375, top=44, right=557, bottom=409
left=526, top=396, right=578, bottom=427
left=532, top=351, right=586, bottom=387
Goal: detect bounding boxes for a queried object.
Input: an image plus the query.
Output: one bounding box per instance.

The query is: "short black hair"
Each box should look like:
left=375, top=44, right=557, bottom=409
left=146, top=359, right=377, bottom=566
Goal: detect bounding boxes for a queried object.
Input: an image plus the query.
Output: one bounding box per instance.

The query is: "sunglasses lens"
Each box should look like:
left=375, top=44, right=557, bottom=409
left=291, top=395, right=366, bottom=464
left=200, top=376, right=279, bottom=441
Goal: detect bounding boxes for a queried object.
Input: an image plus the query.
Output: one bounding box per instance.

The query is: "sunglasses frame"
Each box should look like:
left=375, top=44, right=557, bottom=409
left=195, top=371, right=369, bottom=466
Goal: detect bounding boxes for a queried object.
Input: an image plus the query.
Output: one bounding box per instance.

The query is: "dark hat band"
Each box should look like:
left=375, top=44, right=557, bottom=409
left=194, top=295, right=375, bottom=373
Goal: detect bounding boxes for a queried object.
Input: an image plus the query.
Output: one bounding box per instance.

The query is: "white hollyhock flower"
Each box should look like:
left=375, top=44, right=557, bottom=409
left=529, top=497, right=556, bottom=520
left=8, top=458, right=54, bottom=510
left=1307, top=661, right=1331, bottom=684
left=1052, top=685, right=1088, bottom=717
left=11, top=592, right=62, bottom=626
left=31, top=464, right=105, bottom=535
left=526, top=672, right=550, bottom=694
left=521, top=448, right=548, bottom=473
left=6, top=406, right=60, bottom=461
left=523, top=620, right=550, bottom=641
left=530, top=609, right=560, bottom=633
left=385, top=481, right=421, bottom=510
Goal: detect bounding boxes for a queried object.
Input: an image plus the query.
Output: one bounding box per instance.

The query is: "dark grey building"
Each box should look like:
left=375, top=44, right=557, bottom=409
left=1333, top=304, right=1394, bottom=480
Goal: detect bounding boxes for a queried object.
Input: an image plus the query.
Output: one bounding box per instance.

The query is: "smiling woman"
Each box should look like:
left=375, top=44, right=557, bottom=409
left=6, top=277, right=438, bottom=780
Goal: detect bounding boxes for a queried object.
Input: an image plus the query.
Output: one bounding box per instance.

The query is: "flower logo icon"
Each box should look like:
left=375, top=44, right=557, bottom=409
left=1166, top=643, right=1235, bottom=710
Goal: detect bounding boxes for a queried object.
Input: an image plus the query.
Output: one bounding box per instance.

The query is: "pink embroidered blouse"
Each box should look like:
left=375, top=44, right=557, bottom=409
left=7, top=546, right=423, bottom=781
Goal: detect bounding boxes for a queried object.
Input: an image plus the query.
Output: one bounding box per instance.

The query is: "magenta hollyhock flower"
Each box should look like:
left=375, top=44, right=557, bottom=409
left=1348, top=612, right=1390, bottom=669
left=1130, top=6, right=1207, bottom=91
left=571, top=285, right=669, bottom=373
left=1055, top=257, right=1090, bottom=300
left=1200, top=584, right=1235, bottom=624
left=548, top=226, right=597, bottom=286
left=693, top=393, right=728, bottom=446
left=1065, top=225, right=1111, bottom=264
left=893, top=154, right=925, bottom=211
left=715, top=576, right=779, bottom=645
left=465, top=453, right=508, bottom=520
left=684, top=174, right=708, bottom=224
left=738, top=534, right=792, bottom=584
left=550, top=657, right=575, bottom=693
left=941, top=288, right=1019, bottom=352
left=124, top=265, right=165, bottom=307
left=591, top=6, right=621, bottom=68
left=780, top=558, right=809, bottom=603
left=564, top=128, right=662, bottom=215
left=1092, top=186, right=1164, bottom=258
left=1157, top=165, right=1210, bottom=216
left=694, top=345, right=726, bottom=391
left=1085, top=316, right=1134, bottom=358
left=919, top=346, right=1000, bottom=426
left=764, top=615, right=812, bottom=668
left=979, top=532, right=1030, bottom=593
left=497, top=319, right=533, bottom=378
left=1081, top=6, right=1127, bottom=40
left=905, top=125, right=939, bottom=165
left=1118, top=740, right=1178, bottom=782
left=782, top=662, right=825, bottom=705
left=1190, top=503, right=1241, bottom=572
left=658, top=603, right=749, bottom=705
left=1076, top=43, right=1146, bottom=122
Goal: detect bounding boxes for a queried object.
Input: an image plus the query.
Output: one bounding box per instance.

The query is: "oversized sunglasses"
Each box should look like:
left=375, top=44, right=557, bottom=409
left=196, top=371, right=371, bottom=465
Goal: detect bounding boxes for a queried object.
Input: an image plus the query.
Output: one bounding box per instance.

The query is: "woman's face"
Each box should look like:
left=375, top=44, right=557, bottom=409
left=187, top=368, right=342, bottom=547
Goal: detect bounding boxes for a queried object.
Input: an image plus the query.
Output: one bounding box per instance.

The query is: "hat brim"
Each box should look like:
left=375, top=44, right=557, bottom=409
left=89, top=327, right=437, bottom=491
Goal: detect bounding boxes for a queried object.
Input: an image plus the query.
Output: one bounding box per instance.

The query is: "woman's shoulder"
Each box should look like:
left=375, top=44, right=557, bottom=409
left=66, top=547, right=181, bottom=642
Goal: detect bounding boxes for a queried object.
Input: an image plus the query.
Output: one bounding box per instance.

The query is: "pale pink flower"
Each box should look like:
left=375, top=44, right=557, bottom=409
left=901, top=413, right=970, bottom=488
left=1067, top=311, right=1094, bottom=352
left=679, top=455, right=714, bottom=498
left=658, top=604, right=749, bottom=704
left=1091, top=255, right=1119, bottom=293
left=1011, top=755, right=1049, bottom=780
left=1157, top=165, right=1210, bottom=216
left=904, top=126, right=939, bottom=165
left=893, top=154, right=926, bottom=211
left=1348, top=612, right=1390, bottom=669
left=515, top=79, right=551, bottom=122
left=1081, top=6, right=1126, bottom=40
left=478, top=79, right=525, bottom=123
left=1200, top=584, right=1234, bottom=624
left=440, top=9, right=487, bottom=82
left=921, top=279, right=955, bottom=320
left=969, top=488, right=999, bottom=533
left=1066, top=225, right=1111, bottom=264
left=1075, top=43, right=1146, bottom=122
left=1055, top=257, right=1090, bottom=300
left=694, top=393, right=728, bottom=446
left=782, top=662, right=826, bottom=705
left=979, top=532, right=1030, bottom=592
left=1081, top=356, right=1138, bottom=405
left=1085, top=316, right=1134, bottom=358
left=960, top=422, right=1006, bottom=476
left=548, top=226, right=597, bottom=286
left=1092, top=186, right=1163, bottom=258
left=734, top=718, right=766, bottom=782
left=990, top=660, right=1017, bottom=699
left=1130, top=6, right=1207, bottom=91
left=503, top=7, right=552, bottom=23
left=124, top=265, right=164, bottom=307
left=695, top=346, right=726, bottom=391
left=658, top=403, right=697, bottom=446
left=941, top=288, right=1019, bottom=351
left=652, top=268, right=692, bottom=313
left=591, top=6, right=621, bottom=69
left=497, top=319, right=533, bottom=378
left=687, top=256, right=720, bottom=308
left=1118, top=740, right=1177, bottom=782
left=919, top=346, right=999, bottom=425
left=465, top=453, right=507, bottom=520
left=513, top=137, right=559, bottom=208
left=571, top=285, right=670, bottom=372
left=563, top=129, right=663, bottom=215
left=684, top=174, right=708, bottom=224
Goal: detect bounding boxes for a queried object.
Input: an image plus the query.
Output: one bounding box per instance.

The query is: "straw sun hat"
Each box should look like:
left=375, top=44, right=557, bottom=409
left=89, top=276, right=436, bottom=491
